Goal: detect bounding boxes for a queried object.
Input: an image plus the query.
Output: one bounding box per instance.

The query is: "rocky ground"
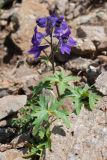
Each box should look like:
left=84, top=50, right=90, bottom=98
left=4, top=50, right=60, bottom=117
left=0, top=0, right=107, bottom=160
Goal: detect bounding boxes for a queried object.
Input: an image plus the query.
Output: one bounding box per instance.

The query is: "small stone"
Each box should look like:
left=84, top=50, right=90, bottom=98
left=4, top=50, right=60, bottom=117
left=10, top=133, right=30, bottom=148
left=0, top=120, right=7, bottom=127
left=95, top=72, right=107, bottom=95
left=0, top=89, right=8, bottom=98
left=87, top=64, right=101, bottom=84
left=73, top=5, right=83, bottom=18
left=55, top=0, right=68, bottom=15
left=0, top=20, right=7, bottom=26
left=65, top=57, right=93, bottom=72
left=0, top=127, right=15, bottom=143
left=0, top=149, right=27, bottom=160
left=0, top=144, right=12, bottom=152
left=98, top=55, right=107, bottom=63
left=0, top=95, right=27, bottom=120
left=69, top=3, right=75, bottom=12
left=66, top=14, right=74, bottom=20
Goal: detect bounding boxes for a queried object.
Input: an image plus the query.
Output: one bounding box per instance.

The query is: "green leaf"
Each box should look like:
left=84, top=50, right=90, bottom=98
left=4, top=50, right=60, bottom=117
left=89, top=92, right=99, bottom=110
left=32, top=110, right=48, bottom=129
left=64, top=75, right=80, bottom=82
left=38, top=96, right=48, bottom=109
left=73, top=97, right=83, bottom=115
left=50, top=98, right=63, bottom=111
left=58, top=82, right=68, bottom=95
left=54, top=110, right=71, bottom=128
left=38, top=128, right=45, bottom=139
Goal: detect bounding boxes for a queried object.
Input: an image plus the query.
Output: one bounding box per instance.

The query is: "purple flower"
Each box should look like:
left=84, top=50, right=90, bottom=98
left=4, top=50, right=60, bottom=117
left=45, top=15, right=58, bottom=36
left=36, top=15, right=64, bottom=36
left=28, top=14, right=77, bottom=59
left=54, top=21, right=70, bottom=38
left=32, top=26, right=44, bottom=45
left=36, top=17, right=47, bottom=28
left=59, top=37, right=76, bottom=54
left=28, top=45, right=49, bottom=59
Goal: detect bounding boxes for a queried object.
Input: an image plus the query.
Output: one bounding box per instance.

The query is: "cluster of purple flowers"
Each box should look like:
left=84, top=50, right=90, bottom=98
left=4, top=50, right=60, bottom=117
left=29, top=15, right=76, bottom=59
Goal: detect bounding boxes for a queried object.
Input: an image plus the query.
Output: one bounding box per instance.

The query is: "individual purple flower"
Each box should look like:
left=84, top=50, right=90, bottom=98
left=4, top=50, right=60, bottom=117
left=54, top=21, right=70, bottom=38
left=28, top=45, right=49, bottom=59
left=32, top=26, right=44, bottom=45
left=36, top=17, right=47, bottom=28
left=45, top=15, right=58, bottom=36
left=59, top=37, right=76, bottom=54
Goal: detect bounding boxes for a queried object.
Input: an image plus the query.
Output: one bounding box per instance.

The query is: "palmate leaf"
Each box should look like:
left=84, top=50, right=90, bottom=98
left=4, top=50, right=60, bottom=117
left=54, top=110, right=71, bottom=128
left=63, top=75, right=80, bottom=82
left=32, top=110, right=48, bottom=132
left=38, top=96, right=48, bottom=109
left=38, top=128, right=46, bottom=139
left=44, top=75, right=59, bottom=83
left=73, top=97, right=83, bottom=115
left=50, top=98, right=63, bottom=110
left=32, top=81, right=51, bottom=97
left=89, top=92, right=99, bottom=110
left=58, top=81, right=68, bottom=95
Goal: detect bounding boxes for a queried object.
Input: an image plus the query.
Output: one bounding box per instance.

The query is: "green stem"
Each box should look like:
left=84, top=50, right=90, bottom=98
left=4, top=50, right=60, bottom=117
left=50, top=35, right=60, bottom=99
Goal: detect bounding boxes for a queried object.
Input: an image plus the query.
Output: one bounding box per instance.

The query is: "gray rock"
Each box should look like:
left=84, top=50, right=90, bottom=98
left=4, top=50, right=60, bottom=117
left=72, top=38, right=96, bottom=56
left=55, top=0, right=68, bottom=15
left=95, top=72, right=107, bottom=95
left=68, top=3, right=75, bottom=13
left=0, top=95, right=27, bottom=120
left=72, top=14, right=95, bottom=25
left=0, top=89, right=8, bottom=98
left=73, top=5, right=83, bottom=18
left=77, top=26, right=107, bottom=50
left=65, top=57, right=94, bottom=72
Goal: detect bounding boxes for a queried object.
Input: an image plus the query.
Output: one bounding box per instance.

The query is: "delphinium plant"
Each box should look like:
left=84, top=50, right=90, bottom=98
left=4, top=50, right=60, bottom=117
left=12, top=14, right=100, bottom=160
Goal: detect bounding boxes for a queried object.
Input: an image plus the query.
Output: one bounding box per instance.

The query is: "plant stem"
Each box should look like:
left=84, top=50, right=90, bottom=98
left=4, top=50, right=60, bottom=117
left=50, top=35, right=60, bottom=99
left=50, top=36, right=55, bottom=74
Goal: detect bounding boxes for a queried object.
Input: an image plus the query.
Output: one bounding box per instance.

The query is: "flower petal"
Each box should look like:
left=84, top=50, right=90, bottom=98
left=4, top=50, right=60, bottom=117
left=36, top=17, right=47, bottom=28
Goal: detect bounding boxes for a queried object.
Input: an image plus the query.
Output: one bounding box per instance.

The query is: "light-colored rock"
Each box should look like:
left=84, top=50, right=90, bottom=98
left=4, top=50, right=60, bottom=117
left=46, top=96, right=107, bottom=160
left=0, top=89, right=8, bottom=98
left=72, top=38, right=96, bottom=56
left=0, top=149, right=26, bottom=160
left=0, top=95, right=27, bottom=120
left=77, top=26, right=107, bottom=48
left=54, top=0, right=68, bottom=15
left=11, top=0, right=49, bottom=51
left=95, top=72, right=107, bottom=95
left=65, top=57, right=94, bottom=71
left=0, top=0, right=49, bottom=51
left=98, top=55, right=107, bottom=63
left=0, top=64, right=39, bottom=95
left=0, top=120, right=8, bottom=127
